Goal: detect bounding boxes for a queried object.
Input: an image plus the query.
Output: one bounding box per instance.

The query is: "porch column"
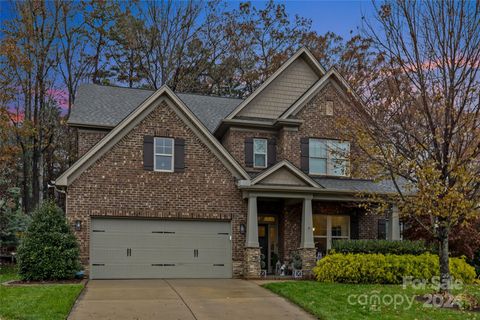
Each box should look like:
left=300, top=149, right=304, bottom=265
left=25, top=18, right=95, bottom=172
left=245, top=195, right=259, bottom=247
left=300, top=196, right=315, bottom=248
left=387, top=204, right=401, bottom=240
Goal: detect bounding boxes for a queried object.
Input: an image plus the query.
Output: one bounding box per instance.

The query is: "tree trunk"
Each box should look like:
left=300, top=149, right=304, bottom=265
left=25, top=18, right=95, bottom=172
left=438, top=227, right=450, bottom=293
left=38, top=152, right=44, bottom=204
left=21, top=153, right=31, bottom=213
left=31, top=144, right=39, bottom=209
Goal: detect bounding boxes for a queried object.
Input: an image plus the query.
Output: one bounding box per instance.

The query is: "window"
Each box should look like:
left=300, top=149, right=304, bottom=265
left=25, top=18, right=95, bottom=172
left=313, top=214, right=350, bottom=255
left=154, top=137, right=173, bottom=172
left=309, top=139, right=350, bottom=176
left=253, top=139, right=267, bottom=168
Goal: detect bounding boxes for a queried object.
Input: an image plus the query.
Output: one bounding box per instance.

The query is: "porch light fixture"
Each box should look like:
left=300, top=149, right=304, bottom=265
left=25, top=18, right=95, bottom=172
left=74, top=220, right=82, bottom=231
left=240, top=224, right=246, bottom=234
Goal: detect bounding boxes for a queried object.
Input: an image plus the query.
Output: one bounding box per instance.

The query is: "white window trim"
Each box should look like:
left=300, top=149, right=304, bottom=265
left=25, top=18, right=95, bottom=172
left=253, top=138, right=268, bottom=168
left=313, top=215, right=350, bottom=251
left=154, top=137, right=174, bottom=172
left=309, top=138, right=350, bottom=177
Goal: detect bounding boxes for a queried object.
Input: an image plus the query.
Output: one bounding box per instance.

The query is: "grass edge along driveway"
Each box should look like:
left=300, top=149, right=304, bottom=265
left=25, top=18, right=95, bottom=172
left=263, top=281, right=480, bottom=320
left=0, top=265, right=84, bottom=320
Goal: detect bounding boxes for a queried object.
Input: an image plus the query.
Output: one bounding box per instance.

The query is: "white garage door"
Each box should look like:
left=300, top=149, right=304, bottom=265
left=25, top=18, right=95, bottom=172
left=90, top=218, right=232, bottom=279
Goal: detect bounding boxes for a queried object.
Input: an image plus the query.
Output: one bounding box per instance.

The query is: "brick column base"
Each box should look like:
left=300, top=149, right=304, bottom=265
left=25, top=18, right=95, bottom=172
left=243, top=247, right=261, bottom=279
left=298, top=247, right=317, bottom=278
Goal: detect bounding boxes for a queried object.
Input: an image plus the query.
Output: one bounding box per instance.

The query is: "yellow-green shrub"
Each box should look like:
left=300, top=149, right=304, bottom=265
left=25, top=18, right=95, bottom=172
left=313, top=253, right=476, bottom=284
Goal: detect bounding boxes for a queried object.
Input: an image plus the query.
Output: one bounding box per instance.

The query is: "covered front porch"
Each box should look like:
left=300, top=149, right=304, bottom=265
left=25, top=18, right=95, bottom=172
left=238, top=160, right=402, bottom=278
left=242, top=193, right=401, bottom=278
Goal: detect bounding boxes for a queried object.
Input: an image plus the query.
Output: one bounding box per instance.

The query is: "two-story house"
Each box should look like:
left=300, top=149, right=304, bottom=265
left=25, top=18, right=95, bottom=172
left=56, top=48, right=401, bottom=279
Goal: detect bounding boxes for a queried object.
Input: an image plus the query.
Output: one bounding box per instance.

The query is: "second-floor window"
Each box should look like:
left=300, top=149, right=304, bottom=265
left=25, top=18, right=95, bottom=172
left=154, top=137, right=174, bottom=172
left=253, top=138, right=268, bottom=168
left=309, top=139, right=350, bottom=176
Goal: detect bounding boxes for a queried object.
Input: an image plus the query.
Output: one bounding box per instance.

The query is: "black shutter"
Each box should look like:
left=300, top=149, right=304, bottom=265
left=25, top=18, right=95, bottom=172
left=350, top=214, right=359, bottom=239
left=267, top=138, right=276, bottom=167
left=245, top=137, right=253, bottom=167
left=174, top=138, right=185, bottom=172
left=143, top=136, right=154, bottom=171
left=300, top=137, right=309, bottom=173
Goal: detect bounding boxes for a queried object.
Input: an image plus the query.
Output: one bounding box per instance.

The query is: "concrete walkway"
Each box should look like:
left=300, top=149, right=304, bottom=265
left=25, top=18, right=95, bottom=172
left=68, top=279, right=314, bottom=320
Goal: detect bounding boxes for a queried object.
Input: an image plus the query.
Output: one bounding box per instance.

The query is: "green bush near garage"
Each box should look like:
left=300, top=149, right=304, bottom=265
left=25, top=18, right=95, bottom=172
left=313, top=253, right=476, bottom=284
left=331, top=239, right=433, bottom=255
left=17, top=200, right=81, bottom=280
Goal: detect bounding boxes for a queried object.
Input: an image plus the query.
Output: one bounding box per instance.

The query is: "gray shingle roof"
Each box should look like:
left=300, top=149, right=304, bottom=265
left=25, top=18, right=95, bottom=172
left=68, top=84, right=243, bottom=132
left=176, top=93, right=242, bottom=132
left=313, top=177, right=409, bottom=194
left=246, top=167, right=409, bottom=194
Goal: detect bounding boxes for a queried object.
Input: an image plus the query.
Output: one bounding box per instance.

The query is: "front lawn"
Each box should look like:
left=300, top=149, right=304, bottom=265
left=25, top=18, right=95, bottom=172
left=0, top=265, right=84, bottom=320
left=263, top=281, right=480, bottom=320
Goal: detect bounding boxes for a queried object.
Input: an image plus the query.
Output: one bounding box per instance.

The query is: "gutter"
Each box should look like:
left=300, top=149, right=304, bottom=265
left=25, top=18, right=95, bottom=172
left=68, top=122, right=115, bottom=130
left=236, top=181, right=402, bottom=197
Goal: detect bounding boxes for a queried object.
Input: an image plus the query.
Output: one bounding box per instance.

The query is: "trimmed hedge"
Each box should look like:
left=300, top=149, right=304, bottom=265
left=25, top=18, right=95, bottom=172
left=331, top=239, right=432, bottom=255
left=17, top=201, right=81, bottom=280
left=313, top=253, right=476, bottom=284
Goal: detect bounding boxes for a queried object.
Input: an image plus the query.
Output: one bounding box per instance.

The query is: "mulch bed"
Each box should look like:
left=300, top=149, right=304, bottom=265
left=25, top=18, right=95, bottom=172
left=4, top=279, right=86, bottom=286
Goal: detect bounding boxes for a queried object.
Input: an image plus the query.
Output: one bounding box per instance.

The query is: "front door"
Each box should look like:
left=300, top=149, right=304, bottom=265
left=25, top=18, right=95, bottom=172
left=258, top=215, right=279, bottom=274
left=258, top=224, right=268, bottom=271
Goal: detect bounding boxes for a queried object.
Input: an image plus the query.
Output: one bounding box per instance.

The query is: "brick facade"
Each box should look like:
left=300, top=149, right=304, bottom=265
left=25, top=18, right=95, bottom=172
left=220, top=83, right=365, bottom=177
left=70, top=68, right=385, bottom=279
left=221, top=128, right=277, bottom=172
left=67, top=100, right=247, bottom=276
left=282, top=83, right=349, bottom=168
left=292, top=83, right=368, bottom=177
left=279, top=201, right=380, bottom=264
left=77, top=129, right=109, bottom=157
left=281, top=203, right=302, bottom=262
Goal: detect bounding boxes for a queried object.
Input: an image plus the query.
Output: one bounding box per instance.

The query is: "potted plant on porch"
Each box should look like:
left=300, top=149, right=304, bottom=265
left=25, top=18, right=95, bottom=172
left=290, top=252, right=303, bottom=278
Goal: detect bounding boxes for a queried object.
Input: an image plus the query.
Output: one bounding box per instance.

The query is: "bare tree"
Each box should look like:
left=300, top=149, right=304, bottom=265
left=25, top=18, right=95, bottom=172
left=58, top=1, right=91, bottom=119
left=220, top=0, right=311, bottom=96
left=81, top=0, right=117, bottom=84
left=136, top=0, right=204, bottom=90
left=344, top=0, right=480, bottom=293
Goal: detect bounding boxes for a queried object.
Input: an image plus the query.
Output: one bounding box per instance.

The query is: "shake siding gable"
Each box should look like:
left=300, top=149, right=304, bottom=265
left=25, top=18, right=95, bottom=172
left=237, top=58, right=319, bottom=119
left=258, top=169, right=307, bottom=186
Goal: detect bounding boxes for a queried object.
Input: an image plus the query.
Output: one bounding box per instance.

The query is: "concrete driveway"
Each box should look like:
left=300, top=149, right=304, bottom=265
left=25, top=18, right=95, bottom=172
left=68, top=279, right=313, bottom=320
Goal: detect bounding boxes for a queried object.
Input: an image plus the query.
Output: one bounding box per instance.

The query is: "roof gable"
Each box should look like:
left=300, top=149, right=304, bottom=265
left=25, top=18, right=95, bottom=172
left=68, top=84, right=243, bottom=132
left=251, top=161, right=320, bottom=188
left=56, top=86, right=249, bottom=186
left=226, top=48, right=326, bottom=120
left=280, top=67, right=357, bottom=119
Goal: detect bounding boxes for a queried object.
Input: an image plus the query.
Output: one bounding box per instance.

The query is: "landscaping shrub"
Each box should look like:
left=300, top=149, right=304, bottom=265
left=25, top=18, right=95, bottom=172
left=17, top=201, right=81, bottom=280
left=313, top=253, right=476, bottom=284
left=331, top=239, right=432, bottom=255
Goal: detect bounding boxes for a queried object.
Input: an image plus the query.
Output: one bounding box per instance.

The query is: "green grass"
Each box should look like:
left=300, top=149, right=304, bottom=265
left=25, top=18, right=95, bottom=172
left=0, top=265, right=84, bottom=320
left=263, top=281, right=480, bottom=320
